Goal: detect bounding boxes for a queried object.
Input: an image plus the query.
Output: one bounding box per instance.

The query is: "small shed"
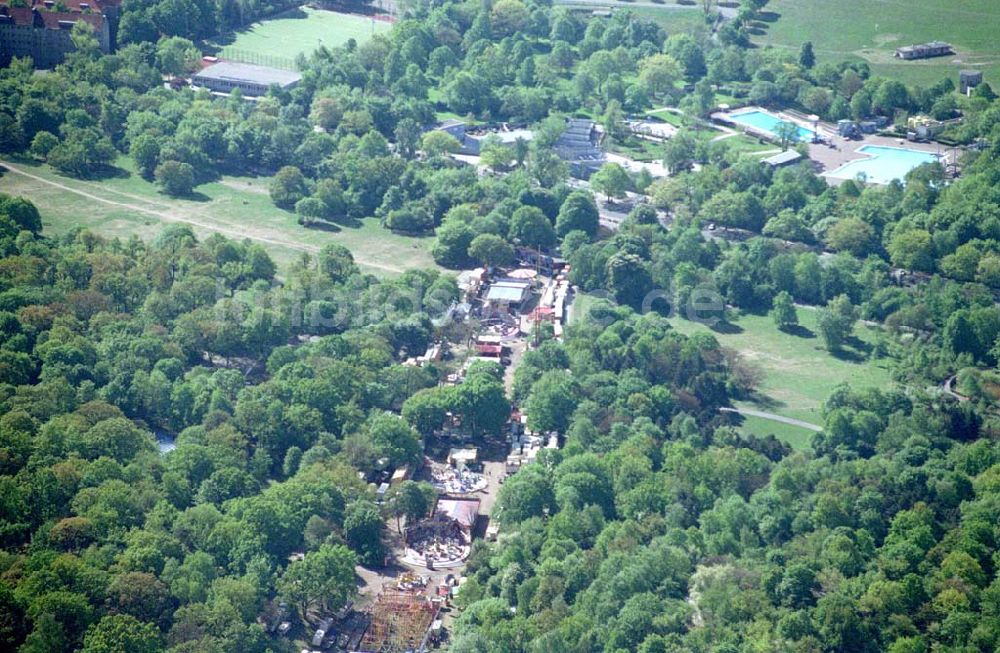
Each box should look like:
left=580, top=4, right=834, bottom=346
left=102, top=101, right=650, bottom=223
left=390, top=465, right=412, bottom=485
left=312, top=618, right=333, bottom=648
left=837, top=119, right=860, bottom=138
left=762, top=150, right=803, bottom=168
left=960, top=70, right=984, bottom=94
left=474, top=343, right=503, bottom=357
left=895, top=41, right=953, bottom=60
left=435, top=119, right=466, bottom=141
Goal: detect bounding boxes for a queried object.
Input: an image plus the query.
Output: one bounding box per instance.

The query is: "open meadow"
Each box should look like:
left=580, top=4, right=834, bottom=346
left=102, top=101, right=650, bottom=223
left=210, top=7, right=391, bottom=65
left=0, top=158, right=436, bottom=277
left=753, top=0, right=1000, bottom=87
left=618, top=6, right=710, bottom=36
left=572, top=293, right=893, bottom=450
left=667, top=307, right=893, bottom=449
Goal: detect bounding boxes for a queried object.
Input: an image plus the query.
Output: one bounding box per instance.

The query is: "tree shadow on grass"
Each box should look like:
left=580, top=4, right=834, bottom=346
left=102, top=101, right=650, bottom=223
left=709, top=320, right=744, bottom=335
left=757, top=10, right=781, bottom=22
left=278, top=6, right=307, bottom=19
left=747, top=392, right=788, bottom=413
left=828, top=346, right=866, bottom=364
left=161, top=190, right=211, bottom=202
left=330, top=215, right=364, bottom=229
left=780, top=324, right=816, bottom=339
left=303, top=220, right=342, bottom=233
left=846, top=335, right=872, bottom=356
left=83, top=164, right=131, bottom=181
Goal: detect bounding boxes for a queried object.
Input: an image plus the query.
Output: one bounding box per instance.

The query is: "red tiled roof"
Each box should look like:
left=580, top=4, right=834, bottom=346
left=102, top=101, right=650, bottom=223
left=36, top=9, right=102, bottom=28
left=50, top=0, right=114, bottom=12
left=1, top=6, right=34, bottom=24
left=0, top=0, right=115, bottom=16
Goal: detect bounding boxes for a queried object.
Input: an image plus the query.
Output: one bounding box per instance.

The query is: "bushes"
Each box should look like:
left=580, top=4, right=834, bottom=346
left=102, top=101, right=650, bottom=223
left=154, top=160, right=195, bottom=196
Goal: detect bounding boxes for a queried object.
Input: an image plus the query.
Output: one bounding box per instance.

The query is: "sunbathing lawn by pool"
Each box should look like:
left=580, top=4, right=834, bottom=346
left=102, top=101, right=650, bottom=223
left=823, top=145, right=939, bottom=185
left=729, top=109, right=815, bottom=141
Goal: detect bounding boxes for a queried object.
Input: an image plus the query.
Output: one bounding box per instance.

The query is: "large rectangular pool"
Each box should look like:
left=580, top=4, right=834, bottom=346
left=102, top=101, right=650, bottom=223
left=823, top=145, right=939, bottom=185
left=729, top=110, right=815, bottom=141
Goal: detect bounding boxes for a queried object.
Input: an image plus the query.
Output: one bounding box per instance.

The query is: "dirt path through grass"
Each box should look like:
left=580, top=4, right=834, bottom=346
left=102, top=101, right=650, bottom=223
left=0, top=160, right=407, bottom=274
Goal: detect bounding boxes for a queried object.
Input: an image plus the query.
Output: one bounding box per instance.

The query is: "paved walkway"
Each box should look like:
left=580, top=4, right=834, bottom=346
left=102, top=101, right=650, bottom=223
left=719, top=406, right=823, bottom=432
left=805, top=133, right=952, bottom=180
left=556, top=0, right=736, bottom=18
left=605, top=152, right=670, bottom=178
left=943, top=375, right=970, bottom=402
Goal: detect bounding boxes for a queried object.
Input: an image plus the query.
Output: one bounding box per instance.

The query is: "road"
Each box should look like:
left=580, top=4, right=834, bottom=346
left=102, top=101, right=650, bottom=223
left=357, top=326, right=536, bottom=611
left=943, top=375, right=970, bottom=402
left=555, top=0, right=737, bottom=17
left=0, top=160, right=407, bottom=275
left=719, top=406, right=823, bottom=432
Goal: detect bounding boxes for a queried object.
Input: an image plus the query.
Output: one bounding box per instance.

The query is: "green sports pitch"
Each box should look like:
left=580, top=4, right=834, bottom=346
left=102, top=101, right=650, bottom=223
left=211, top=7, right=392, bottom=65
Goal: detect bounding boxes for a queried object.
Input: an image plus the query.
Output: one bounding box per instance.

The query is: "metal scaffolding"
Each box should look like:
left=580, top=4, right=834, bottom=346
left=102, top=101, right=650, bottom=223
left=358, top=582, right=440, bottom=653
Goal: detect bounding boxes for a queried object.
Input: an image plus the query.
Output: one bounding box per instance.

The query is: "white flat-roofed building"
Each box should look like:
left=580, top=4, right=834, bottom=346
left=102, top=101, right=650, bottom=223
left=191, top=61, right=302, bottom=97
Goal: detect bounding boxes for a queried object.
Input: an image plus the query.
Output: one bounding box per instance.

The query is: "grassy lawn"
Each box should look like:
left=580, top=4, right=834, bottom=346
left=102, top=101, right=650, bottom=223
left=736, top=414, right=816, bottom=452
left=645, top=108, right=686, bottom=127
left=209, top=7, right=390, bottom=64
left=718, top=135, right=782, bottom=157
left=563, top=294, right=894, bottom=450
left=568, top=291, right=601, bottom=325
left=666, top=307, right=893, bottom=448
left=628, top=6, right=712, bottom=36
left=754, top=0, right=1000, bottom=87
left=0, top=158, right=436, bottom=277
left=606, top=137, right=665, bottom=162
left=714, top=92, right=744, bottom=107
left=428, top=89, right=487, bottom=125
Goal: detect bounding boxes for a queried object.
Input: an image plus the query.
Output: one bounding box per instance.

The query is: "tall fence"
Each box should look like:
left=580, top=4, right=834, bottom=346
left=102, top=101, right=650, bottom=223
left=217, top=47, right=298, bottom=71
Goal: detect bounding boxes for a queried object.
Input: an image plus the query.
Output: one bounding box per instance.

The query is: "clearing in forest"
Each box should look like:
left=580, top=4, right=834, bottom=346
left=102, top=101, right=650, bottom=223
left=666, top=309, right=892, bottom=450
left=0, top=158, right=436, bottom=276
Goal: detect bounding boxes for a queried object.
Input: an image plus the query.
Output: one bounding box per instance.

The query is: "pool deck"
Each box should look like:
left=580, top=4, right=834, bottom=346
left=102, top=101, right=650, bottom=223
left=712, top=107, right=957, bottom=185
left=806, top=134, right=951, bottom=185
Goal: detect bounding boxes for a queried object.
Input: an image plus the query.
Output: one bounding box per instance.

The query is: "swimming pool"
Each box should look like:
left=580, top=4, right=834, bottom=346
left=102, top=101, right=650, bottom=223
left=823, top=145, right=939, bottom=185
left=729, top=110, right=815, bottom=141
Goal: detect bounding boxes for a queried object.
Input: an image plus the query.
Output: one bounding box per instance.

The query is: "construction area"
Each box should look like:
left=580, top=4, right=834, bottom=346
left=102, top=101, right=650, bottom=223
left=357, top=577, right=443, bottom=653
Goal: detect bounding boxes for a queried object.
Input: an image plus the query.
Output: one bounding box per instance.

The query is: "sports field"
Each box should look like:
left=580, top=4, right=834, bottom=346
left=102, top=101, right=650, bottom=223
left=754, top=0, right=1000, bottom=87
left=0, top=158, right=436, bottom=277
left=212, top=7, right=391, bottom=64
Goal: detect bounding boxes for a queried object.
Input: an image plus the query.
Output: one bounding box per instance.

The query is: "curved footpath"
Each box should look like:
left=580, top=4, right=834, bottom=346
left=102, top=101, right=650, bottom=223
left=719, top=406, right=823, bottom=432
